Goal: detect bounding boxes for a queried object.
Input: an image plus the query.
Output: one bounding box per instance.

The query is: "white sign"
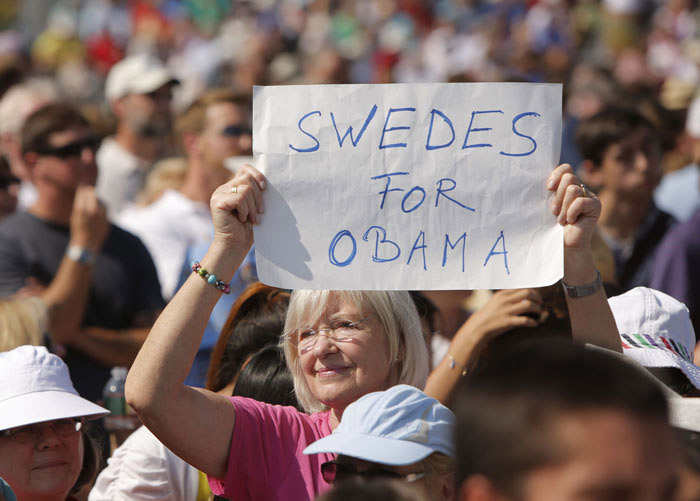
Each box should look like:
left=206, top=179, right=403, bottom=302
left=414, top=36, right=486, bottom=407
left=253, top=83, right=563, bottom=290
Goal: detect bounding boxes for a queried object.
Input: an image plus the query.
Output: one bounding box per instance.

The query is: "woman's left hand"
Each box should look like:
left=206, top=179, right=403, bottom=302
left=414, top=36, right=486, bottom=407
left=546, top=163, right=601, bottom=253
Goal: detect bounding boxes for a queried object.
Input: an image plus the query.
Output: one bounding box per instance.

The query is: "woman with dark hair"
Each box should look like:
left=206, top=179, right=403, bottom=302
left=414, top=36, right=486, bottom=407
left=206, top=283, right=290, bottom=394
left=233, top=344, right=301, bottom=411
left=0, top=346, right=107, bottom=501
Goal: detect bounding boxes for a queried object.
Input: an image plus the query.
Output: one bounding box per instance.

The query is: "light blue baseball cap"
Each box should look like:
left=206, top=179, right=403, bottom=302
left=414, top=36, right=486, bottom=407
left=303, top=384, right=455, bottom=465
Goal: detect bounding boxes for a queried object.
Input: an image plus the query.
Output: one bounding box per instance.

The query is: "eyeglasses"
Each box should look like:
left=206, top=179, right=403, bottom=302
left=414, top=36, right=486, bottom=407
left=321, top=460, right=425, bottom=484
left=37, top=137, right=100, bottom=159
left=0, top=175, right=20, bottom=189
left=0, top=418, right=83, bottom=443
left=283, top=316, right=372, bottom=354
left=221, top=124, right=252, bottom=138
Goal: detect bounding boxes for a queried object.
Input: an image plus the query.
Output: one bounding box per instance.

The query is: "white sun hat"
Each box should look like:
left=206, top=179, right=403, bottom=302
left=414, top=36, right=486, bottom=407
left=0, top=345, right=109, bottom=431
left=609, top=287, right=700, bottom=389
left=303, top=384, right=455, bottom=465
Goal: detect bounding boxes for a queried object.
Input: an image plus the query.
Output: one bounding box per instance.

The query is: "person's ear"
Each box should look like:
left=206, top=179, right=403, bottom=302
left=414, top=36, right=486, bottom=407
left=439, top=472, right=456, bottom=500
left=23, top=152, right=39, bottom=179
left=182, top=132, right=200, bottom=157
left=111, top=98, right=126, bottom=120
left=458, top=475, right=508, bottom=501
left=580, top=159, right=603, bottom=189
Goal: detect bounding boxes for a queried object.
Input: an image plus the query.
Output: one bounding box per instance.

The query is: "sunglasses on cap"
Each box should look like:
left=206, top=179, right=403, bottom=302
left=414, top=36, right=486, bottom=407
left=37, top=137, right=100, bottom=159
left=321, top=460, right=426, bottom=484
left=221, top=124, right=252, bottom=137
left=0, top=174, right=20, bottom=190
left=0, top=418, right=84, bottom=443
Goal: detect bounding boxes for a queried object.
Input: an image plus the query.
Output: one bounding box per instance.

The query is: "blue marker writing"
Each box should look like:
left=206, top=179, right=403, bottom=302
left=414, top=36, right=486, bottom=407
left=462, top=110, right=503, bottom=149
left=426, top=109, right=455, bottom=151
left=331, top=105, right=378, bottom=148
left=435, top=178, right=475, bottom=212
left=500, top=112, right=540, bottom=157
left=289, top=110, right=321, bottom=153
left=371, top=172, right=409, bottom=210
left=379, top=107, right=416, bottom=149
left=407, top=231, right=427, bottom=271
left=363, top=226, right=401, bottom=263
left=442, top=232, right=467, bottom=272
left=328, top=229, right=356, bottom=267
left=483, top=230, right=510, bottom=275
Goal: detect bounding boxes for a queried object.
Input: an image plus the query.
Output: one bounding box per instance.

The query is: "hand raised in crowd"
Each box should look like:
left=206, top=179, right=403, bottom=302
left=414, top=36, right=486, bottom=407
left=425, top=288, right=543, bottom=406
left=546, top=163, right=600, bottom=252
left=70, top=185, right=109, bottom=253
left=455, top=288, right=543, bottom=352
left=209, top=164, right=267, bottom=249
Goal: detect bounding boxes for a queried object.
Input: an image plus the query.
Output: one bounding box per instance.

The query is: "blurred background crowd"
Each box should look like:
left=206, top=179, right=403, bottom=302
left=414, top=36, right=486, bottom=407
left=0, top=0, right=698, bottom=141
left=2, top=1, right=700, bottom=499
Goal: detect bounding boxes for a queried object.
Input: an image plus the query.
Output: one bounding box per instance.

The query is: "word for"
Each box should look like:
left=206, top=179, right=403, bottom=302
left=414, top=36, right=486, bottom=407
left=372, top=172, right=474, bottom=213
left=289, top=106, right=541, bottom=157
left=328, top=227, right=510, bottom=274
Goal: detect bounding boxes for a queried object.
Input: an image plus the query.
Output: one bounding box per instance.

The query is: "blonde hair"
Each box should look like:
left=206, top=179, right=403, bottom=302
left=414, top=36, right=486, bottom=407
left=422, top=452, right=455, bottom=497
left=174, top=88, right=250, bottom=143
left=0, top=296, right=48, bottom=351
left=282, top=290, right=429, bottom=413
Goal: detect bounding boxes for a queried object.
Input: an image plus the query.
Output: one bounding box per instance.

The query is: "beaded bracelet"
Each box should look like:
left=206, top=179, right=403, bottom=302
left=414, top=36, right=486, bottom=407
left=447, top=353, right=468, bottom=377
left=191, top=261, right=231, bottom=294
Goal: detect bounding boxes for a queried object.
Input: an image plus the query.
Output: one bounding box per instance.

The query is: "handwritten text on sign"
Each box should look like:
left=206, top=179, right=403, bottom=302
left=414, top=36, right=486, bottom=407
left=252, top=83, right=563, bottom=290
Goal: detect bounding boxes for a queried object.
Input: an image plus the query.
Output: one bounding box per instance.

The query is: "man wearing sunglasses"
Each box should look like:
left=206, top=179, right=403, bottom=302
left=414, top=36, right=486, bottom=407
left=96, top=54, right=179, bottom=217
left=0, top=103, right=164, bottom=405
left=117, top=88, right=253, bottom=301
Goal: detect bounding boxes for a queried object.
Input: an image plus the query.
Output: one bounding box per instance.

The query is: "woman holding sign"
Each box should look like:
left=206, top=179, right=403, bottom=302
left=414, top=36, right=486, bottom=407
left=124, top=163, right=619, bottom=500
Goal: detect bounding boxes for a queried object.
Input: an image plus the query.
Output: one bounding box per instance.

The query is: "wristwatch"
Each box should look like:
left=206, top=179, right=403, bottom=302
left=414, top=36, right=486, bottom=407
left=65, top=245, right=96, bottom=266
left=561, top=270, right=602, bottom=298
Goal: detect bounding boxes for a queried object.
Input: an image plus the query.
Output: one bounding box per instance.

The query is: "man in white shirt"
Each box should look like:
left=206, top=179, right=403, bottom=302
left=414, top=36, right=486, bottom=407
left=117, top=89, right=252, bottom=300
left=97, top=54, right=178, bottom=216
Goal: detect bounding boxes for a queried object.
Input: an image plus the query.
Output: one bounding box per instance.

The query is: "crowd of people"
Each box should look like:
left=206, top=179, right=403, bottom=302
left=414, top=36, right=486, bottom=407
left=1, top=0, right=700, bottom=500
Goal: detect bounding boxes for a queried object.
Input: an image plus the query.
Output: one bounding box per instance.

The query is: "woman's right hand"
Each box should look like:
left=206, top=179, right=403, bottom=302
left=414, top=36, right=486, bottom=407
left=210, top=164, right=267, bottom=249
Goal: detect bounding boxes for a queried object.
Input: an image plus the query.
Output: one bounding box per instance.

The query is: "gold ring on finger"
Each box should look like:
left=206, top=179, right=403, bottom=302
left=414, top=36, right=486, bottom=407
left=231, top=185, right=238, bottom=194
left=579, top=183, right=590, bottom=198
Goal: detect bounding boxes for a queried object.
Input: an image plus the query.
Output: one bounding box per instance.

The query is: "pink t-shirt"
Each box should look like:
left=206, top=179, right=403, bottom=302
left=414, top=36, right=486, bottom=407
left=208, top=396, right=334, bottom=500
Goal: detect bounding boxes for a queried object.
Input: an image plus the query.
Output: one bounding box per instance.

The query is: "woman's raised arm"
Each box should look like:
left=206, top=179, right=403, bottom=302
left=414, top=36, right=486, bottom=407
left=125, top=165, right=267, bottom=478
left=547, top=163, right=621, bottom=353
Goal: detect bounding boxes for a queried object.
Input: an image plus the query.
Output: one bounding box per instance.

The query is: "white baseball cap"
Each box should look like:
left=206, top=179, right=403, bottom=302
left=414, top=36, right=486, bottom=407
left=303, top=385, right=455, bottom=465
left=105, top=54, right=178, bottom=102
left=609, top=287, right=700, bottom=389
left=0, top=346, right=109, bottom=431
left=668, top=396, right=700, bottom=433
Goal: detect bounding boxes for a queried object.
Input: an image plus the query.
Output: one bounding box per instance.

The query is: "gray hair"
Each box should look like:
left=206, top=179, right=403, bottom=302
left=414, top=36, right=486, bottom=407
left=282, top=290, right=430, bottom=413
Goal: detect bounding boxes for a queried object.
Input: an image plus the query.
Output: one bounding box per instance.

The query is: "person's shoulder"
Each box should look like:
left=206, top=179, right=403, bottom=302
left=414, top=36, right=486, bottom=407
left=96, top=136, right=141, bottom=170
left=0, top=212, right=39, bottom=237
left=310, top=409, right=333, bottom=430
left=654, top=204, right=677, bottom=224
left=232, top=396, right=312, bottom=423
left=118, top=191, right=194, bottom=227
left=663, top=209, right=700, bottom=246
left=107, top=222, right=154, bottom=252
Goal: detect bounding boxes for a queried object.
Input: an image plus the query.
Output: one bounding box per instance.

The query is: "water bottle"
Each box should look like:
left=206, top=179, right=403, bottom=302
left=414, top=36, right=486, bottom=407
left=102, top=367, right=138, bottom=432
